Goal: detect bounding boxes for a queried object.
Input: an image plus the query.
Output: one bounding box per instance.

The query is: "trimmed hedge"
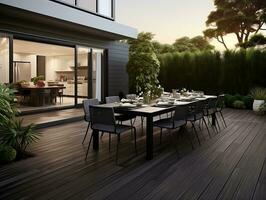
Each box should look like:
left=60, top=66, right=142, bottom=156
left=158, top=49, right=266, bottom=95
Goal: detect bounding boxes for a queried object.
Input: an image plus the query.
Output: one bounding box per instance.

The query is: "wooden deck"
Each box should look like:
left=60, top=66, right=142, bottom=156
left=1, top=109, right=265, bottom=200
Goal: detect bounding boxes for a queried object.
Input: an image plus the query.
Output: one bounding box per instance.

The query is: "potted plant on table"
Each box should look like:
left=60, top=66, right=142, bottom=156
left=250, top=87, right=266, bottom=112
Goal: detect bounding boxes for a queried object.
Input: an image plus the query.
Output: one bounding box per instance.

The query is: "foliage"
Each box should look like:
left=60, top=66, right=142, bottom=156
left=204, top=0, right=266, bottom=49
left=242, top=96, right=254, bottom=109
left=127, top=32, right=161, bottom=96
left=158, top=49, right=266, bottom=95
left=0, top=84, right=40, bottom=155
left=0, top=84, right=18, bottom=125
left=0, top=120, right=40, bottom=153
left=152, top=36, right=214, bottom=54
left=0, top=144, right=17, bottom=163
left=240, top=34, right=266, bottom=48
left=233, top=100, right=246, bottom=109
left=250, top=87, right=266, bottom=100
left=31, top=75, right=44, bottom=85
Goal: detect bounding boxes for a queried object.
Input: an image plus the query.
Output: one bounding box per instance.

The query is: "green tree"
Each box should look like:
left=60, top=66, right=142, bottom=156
left=127, top=32, right=161, bottom=96
left=240, top=34, right=266, bottom=48
left=204, top=0, right=266, bottom=49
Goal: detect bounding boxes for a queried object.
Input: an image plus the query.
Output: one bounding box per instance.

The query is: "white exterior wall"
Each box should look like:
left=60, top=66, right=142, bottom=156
left=0, top=0, right=137, bottom=39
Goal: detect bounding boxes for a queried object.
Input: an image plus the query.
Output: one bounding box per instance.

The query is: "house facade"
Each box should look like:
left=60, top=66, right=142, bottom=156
left=0, top=0, right=137, bottom=113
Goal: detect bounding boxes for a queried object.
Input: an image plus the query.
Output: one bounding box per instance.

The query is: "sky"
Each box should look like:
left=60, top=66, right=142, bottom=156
left=116, top=0, right=237, bottom=51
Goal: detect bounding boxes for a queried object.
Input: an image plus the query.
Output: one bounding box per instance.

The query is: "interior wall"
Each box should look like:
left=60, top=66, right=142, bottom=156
left=45, top=55, right=74, bottom=81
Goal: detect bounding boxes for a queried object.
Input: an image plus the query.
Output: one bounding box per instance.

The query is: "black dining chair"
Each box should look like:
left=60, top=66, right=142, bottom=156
left=105, top=96, right=136, bottom=125
left=82, top=98, right=99, bottom=144
left=186, top=100, right=211, bottom=145
left=216, top=95, right=227, bottom=127
left=153, top=105, right=194, bottom=149
left=85, top=106, right=137, bottom=164
left=204, top=98, right=220, bottom=133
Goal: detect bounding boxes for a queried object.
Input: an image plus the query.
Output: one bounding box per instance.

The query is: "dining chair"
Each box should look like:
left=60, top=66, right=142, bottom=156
left=204, top=98, right=220, bottom=133
left=105, top=96, right=136, bottom=125
left=153, top=105, right=194, bottom=149
left=186, top=100, right=211, bottom=145
left=216, top=95, right=227, bottom=127
left=85, top=106, right=137, bottom=164
left=82, top=98, right=99, bottom=144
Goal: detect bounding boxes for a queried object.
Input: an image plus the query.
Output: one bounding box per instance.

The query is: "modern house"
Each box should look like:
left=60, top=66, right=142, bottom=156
left=0, top=0, right=137, bottom=113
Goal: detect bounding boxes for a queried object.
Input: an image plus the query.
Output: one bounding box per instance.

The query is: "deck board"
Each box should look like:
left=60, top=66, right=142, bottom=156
left=0, top=109, right=265, bottom=200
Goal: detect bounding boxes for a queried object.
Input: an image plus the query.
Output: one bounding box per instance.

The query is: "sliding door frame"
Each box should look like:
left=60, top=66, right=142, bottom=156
left=0, top=31, right=108, bottom=114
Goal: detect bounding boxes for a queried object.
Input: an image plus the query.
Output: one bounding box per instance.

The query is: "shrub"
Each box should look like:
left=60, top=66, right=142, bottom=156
left=242, top=96, right=254, bottom=110
left=158, top=49, right=266, bottom=95
left=233, top=100, right=246, bottom=109
left=225, top=94, right=238, bottom=108
left=0, top=144, right=17, bottom=163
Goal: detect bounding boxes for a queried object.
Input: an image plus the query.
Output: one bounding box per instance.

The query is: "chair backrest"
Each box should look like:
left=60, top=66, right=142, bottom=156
left=106, top=96, right=120, bottom=104
left=189, top=100, right=207, bottom=114
left=216, top=95, right=225, bottom=109
left=89, top=106, right=116, bottom=129
left=126, top=94, right=137, bottom=100
left=173, top=106, right=189, bottom=121
left=83, top=98, right=99, bottom=121
left=207, top=98, right=217, bottom=109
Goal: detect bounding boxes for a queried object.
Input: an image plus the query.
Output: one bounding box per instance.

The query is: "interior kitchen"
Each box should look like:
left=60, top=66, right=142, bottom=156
left=13, top=39, right=103, bottom=113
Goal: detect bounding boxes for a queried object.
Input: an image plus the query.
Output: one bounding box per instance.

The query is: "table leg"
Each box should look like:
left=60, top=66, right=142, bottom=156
left=146, top=116, right=153, bottom=160
left=93, top=130, right=99, bottom=150
left=211, top=113, right=216, bottom=126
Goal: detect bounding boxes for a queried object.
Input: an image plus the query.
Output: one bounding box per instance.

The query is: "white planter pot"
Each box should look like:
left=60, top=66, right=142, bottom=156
left=253, top=100, right=265, bottom=112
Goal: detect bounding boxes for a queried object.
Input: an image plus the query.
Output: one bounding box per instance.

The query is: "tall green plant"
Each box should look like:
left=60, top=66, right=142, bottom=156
left=127, top=32, right=161, bottom=97
left=0, top=84, right=40, bottom=154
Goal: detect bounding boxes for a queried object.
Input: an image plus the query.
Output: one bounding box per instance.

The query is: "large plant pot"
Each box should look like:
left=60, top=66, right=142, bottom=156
left=253, top=100, right=265, bottom=112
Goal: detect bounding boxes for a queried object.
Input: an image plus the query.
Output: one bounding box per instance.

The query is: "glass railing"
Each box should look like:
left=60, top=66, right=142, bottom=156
left=52, top=0, right=114, bottom=20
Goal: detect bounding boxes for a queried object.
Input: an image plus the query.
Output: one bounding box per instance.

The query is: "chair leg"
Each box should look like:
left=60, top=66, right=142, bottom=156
left=85, top=133, right=93, bottom=160
left=82, top=122, right=90, bottom=144
left=109, top=133, right=111, bottom=152
left=219, top=111, right=227, bottom=127
left=100, top=132, right=105, bottom=139
left=116, top=134, right=120, bottom=165
left=202, top=117, right=211, bottom=138
left=192, top=122, right=201, bottom=146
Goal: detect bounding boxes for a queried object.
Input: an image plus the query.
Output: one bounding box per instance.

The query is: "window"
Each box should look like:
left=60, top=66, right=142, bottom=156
left=60, top=0, right=75, bottom=5
left=77, top=0, right=97, bottom=12
left=98, top=0, right=112, bottom=18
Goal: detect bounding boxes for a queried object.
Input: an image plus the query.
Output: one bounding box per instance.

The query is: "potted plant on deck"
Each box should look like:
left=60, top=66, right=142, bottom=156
left=250, top=87, right=266, bottom=112
left=0, top=84, right=40, bottom=163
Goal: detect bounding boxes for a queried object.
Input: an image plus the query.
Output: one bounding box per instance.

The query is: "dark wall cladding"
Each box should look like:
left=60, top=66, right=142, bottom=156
left=0, top=7, right=129, bottom=97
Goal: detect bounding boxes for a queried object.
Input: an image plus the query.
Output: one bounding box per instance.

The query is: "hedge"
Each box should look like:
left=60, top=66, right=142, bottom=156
left=158, top=49, right=266, bottom=95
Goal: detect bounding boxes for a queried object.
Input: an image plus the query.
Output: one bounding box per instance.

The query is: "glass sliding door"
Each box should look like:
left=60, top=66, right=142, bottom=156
left=76, top=46, right=90, bottom=104
left=76, top=46, right=104, bottom=103
left=0, top=34, right=10, bottom=84
left=92, top=48, right=104, bottom=101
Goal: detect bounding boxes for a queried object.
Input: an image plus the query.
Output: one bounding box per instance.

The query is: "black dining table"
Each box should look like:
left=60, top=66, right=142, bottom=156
left=92, top=95, right=217, bottom=161
left=92, top=103, right=175, bottom=160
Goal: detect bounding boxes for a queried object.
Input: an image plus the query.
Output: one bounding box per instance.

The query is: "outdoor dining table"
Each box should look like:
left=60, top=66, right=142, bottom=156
left=92, top=103, right=176, bottom=160
left=92, top=95, right=217, bottom=161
